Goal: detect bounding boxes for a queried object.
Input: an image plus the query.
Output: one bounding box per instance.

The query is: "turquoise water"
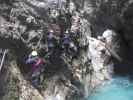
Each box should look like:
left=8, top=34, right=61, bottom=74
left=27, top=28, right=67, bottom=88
left=88, top=76, right=133, bottom=100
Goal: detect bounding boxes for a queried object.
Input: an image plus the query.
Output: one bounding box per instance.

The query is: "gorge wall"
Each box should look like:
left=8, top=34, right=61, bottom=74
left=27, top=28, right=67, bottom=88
left=0, top=0, right=133, bottom=100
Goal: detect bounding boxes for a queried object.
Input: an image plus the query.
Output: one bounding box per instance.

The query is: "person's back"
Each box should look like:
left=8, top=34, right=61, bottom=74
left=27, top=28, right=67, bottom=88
left=32, top=58, right=44, bottom=72
left=25, top=50, right=46, bottom=87
left=25, top=51, right=45, bottom=74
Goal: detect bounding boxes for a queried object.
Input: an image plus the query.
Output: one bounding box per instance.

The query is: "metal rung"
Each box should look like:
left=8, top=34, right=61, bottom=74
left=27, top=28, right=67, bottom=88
left=0, top=49, right=8, bottom=72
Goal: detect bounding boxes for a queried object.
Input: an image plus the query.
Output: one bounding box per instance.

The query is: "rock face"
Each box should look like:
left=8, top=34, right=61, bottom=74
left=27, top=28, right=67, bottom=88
left=0, top=0, right=131, bottom=100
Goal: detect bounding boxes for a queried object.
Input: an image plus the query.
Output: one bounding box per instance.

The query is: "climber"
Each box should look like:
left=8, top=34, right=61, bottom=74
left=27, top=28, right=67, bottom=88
left=31, top=57, right=45, bottom=88
left=25, top=50, right=38, bottom=65
left=61, top=30, right=78, bottom=56
left=47, top=30, right=56, bottom=54
left=26, top=50, right=46, bottom=73
left=25, top=50, right=46, bottom=87
left=61, top=30, right=71, bottom=54
left=26, top=50, right=44, bottom=70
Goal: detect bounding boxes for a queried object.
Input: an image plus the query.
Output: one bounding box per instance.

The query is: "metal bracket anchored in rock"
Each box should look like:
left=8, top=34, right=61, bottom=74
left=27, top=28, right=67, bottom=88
left=0, top=49, right=8, bottom=72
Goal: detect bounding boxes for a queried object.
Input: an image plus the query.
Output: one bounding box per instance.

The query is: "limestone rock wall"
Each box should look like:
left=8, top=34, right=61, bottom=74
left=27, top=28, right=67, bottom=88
left=0, top=0, right=132, bottom=100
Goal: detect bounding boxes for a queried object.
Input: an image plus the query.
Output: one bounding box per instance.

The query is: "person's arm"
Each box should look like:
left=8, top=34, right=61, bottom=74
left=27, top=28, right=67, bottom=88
left=25, top=56, right=38, bottom=64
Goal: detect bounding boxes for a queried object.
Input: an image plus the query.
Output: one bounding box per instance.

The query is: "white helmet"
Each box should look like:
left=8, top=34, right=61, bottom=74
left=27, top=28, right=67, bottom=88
left=70, top=42, right=74, bottom=48
left=49, top=30, right=54, bottom=33
left=31, top=50, right=38, bottom=56
left=65, top=30, right=69, bottom=34
left=102, top=29, right=113, bottom=38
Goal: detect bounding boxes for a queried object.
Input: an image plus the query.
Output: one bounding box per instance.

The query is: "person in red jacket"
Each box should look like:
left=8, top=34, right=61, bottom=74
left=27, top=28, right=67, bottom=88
left=32, top=58, right=44, bottom=74
left=26, top=50, right=45, bottom=87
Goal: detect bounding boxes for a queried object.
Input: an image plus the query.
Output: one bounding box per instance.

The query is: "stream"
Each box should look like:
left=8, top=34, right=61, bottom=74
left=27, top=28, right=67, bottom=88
left=87, top=76, right=133, bottom=100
